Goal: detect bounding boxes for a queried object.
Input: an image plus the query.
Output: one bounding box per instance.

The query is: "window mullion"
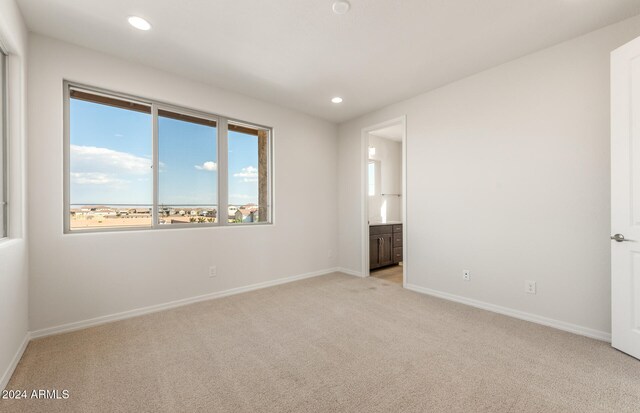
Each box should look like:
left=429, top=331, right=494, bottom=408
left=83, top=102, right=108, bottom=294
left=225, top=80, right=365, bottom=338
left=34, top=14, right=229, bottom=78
left=218, top=118, right=229, bottom=226
left=152, top=103, right=159, bottom=228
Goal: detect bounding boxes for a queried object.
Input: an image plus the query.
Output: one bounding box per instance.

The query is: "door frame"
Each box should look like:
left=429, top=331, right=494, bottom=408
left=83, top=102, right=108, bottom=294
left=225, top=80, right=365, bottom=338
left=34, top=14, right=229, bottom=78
left=361, top=116, right=407, bottom=286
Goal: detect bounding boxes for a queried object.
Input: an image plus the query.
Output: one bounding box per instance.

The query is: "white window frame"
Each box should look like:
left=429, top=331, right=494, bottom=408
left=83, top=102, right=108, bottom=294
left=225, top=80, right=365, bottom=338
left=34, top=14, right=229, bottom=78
left=63, top=81, right=273, bottom=233
left=0, top=50, right=7, bottom=239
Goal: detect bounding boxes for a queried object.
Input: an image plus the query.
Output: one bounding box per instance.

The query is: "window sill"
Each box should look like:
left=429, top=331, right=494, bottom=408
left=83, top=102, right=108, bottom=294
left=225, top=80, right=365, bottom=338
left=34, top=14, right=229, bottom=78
left=64, top=221, right=274, bottom=235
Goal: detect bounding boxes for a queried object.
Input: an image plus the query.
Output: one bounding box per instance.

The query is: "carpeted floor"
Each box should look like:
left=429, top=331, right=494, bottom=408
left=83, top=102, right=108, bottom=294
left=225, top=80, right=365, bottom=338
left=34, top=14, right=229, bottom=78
left=2, top=272, right=639, bottom=412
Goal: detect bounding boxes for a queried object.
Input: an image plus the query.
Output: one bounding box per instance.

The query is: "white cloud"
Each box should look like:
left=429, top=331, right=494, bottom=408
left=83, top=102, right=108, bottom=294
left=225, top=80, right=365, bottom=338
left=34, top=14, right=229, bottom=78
left=70, top=145, right=152, bottom=175
left=71, top=172, right=127, bottom=186
left=233, top=166, right=258, bottom=182
left=194, top=161, right=218, bottom=171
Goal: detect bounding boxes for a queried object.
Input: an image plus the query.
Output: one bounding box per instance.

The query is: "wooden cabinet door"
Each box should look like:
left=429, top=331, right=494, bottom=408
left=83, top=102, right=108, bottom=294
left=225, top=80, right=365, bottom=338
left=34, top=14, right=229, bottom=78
left=370, top=235, right=381, bottom=269
left=378, top=233, right=393, bottom=267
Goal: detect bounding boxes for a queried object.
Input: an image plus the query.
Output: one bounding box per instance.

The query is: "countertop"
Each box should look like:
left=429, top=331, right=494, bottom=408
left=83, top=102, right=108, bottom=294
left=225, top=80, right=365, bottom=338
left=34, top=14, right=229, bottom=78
left=369, top=221, right=402, bottom=226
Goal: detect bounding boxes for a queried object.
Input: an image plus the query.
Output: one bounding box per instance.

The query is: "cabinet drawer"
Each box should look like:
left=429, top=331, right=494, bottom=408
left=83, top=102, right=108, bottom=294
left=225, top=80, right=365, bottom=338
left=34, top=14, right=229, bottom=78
left=393, top=247, right=403, bottom=263
left=393, top=233, right=403, bottom=247
left=393, top=224, right=403, bottom=233
left=370, top=225, right=393, bottom=235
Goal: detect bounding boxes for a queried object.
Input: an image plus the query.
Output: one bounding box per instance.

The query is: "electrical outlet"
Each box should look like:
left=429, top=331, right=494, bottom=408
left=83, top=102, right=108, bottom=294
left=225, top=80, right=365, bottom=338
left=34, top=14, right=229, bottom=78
left=463, top=270, right=471, bottom=281
left=525, top=280, right=536, bottom=294
left=209, top=266, right=217, bottom=278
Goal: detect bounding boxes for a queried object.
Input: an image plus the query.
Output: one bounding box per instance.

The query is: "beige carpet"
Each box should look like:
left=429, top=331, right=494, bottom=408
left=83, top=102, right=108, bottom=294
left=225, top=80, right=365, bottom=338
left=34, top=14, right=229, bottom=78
left=2, top=273, right=639, bottom=412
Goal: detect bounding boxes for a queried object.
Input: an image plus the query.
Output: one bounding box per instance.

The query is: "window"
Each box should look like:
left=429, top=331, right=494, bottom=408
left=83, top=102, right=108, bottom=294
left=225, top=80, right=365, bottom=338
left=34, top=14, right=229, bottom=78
left=228, top=122, right=270, bottom=223
left=65, top=83, right=272, bottom=232
left=68, top=89, right=153, bottom=230
left=158, top=110, right=218, bottom=225
left=368, top=160, right=377, bottom=197
left=0, top=51, right=6, bottom=238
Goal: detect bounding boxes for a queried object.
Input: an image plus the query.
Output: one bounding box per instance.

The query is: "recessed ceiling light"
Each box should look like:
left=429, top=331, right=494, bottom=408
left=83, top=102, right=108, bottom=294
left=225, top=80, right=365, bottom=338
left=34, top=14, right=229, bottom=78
left=332, top=1, right=351, bottom=15
left=331, top=97, right=343, bottom=104
left=128, top=16, right=152, bottom=31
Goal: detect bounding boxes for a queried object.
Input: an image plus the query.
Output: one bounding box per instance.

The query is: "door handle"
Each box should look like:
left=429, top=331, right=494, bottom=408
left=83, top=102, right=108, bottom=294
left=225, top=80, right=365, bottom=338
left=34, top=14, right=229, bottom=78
left=611, top=234, right=632, bottom=242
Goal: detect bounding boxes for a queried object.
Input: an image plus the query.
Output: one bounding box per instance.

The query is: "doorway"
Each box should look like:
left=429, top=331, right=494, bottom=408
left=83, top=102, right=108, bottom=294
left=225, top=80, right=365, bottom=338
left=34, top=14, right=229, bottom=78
left=361, top=117, right=407, bottom=286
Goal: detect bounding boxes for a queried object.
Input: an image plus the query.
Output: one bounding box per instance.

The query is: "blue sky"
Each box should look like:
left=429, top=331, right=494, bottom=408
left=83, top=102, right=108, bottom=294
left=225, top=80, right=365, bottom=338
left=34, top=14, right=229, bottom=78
left=69, top=99, right=259, bottom=207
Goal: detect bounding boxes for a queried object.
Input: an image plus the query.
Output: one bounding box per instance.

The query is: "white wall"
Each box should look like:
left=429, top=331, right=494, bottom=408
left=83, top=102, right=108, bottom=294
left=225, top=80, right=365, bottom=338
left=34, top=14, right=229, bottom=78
left=338, top=15, right=640, bottom=337
left=27, top=35, right=338, bottom=332
left=368, top=135, right=402, bottom=223
left=0, top=0, right=29, bottom=390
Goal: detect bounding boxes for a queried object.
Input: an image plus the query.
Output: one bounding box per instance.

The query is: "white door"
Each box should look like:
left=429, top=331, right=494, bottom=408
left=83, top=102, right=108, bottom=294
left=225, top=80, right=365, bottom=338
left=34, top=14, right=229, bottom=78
left=611, top=36, right=640, bottom=360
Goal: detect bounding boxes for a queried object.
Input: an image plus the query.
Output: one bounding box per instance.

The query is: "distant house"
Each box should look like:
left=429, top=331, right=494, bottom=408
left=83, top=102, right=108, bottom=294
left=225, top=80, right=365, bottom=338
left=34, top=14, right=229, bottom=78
left=72, top=209, right=91, bottom=217
left=234, top=208, right=256, bottom=223
left=199, top=209, right=216, bottom=217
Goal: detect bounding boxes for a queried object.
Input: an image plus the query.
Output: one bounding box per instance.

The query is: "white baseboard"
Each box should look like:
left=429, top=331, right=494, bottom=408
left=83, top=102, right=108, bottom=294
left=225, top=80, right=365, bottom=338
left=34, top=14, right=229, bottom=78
left=30, top=268, right=338, bottom=340
left=336, top=267, right=366, bottom=277
left=1, top=332, right=30, bottom=391
left=405, top=283, right=611, bottom=342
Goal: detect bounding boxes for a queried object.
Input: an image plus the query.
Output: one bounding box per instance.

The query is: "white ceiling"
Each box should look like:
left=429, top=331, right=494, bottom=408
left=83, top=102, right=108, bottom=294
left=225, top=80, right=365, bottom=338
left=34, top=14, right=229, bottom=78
left=16, top=0, right=640, bottom=123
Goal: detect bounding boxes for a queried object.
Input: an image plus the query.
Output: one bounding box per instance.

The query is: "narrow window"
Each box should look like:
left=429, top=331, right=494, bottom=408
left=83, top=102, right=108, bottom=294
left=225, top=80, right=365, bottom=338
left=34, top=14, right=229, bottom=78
left=158, top=109, right=218, bottom=225
left=368, top=161, right=376, bottom=196
left=0, top=51, right=6, bottom=238
left=227, top=122, right=271, bottom=224
left=68, top=88, right=153, bottom=230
